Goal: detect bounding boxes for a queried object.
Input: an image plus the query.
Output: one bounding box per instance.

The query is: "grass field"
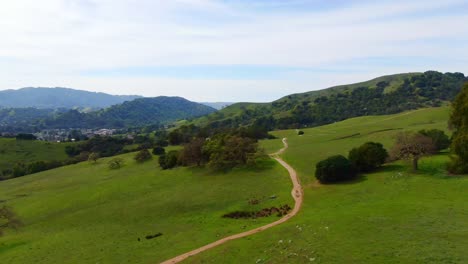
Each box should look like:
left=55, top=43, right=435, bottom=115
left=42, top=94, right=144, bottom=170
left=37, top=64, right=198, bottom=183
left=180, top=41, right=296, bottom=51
left=1, top=106, right=467, bottom=264
left=185, top=106, right=468, bottom=263
left=0, top=138, right=73, bottom=173
left=0, top=151, right=293, bottom=263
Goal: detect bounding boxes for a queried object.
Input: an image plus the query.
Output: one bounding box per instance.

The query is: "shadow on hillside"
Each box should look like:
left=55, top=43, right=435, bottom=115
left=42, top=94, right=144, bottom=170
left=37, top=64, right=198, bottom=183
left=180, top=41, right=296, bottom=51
left=378, top=164, right=405, bottom=173
left=332, top=174, right=368, bottom=185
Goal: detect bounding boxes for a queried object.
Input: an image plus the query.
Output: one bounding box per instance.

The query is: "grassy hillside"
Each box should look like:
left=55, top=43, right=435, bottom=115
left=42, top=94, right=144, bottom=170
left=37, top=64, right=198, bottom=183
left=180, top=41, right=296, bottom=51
left=0, top=138, right=73, bottom=174
left=192, top=71, right=466, bottom=130
left=0, top=151, right=293, bottom=263
left=186, top=106, right=468, bottom=263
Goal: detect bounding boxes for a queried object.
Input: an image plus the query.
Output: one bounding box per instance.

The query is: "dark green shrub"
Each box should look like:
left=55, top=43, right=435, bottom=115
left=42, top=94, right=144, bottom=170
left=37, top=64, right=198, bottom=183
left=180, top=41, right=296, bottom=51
left=159, top=150, right=179, bottom=170
left=108, top=158, right=124, bottom=169
left=418, top=129, right=450, bottom=151
left=297, top=130, right=304, bottom=135
left=152, top=146, right=165, bottom=156
left=348, top=142, right=388, bottom=172
left=315, top=155, right=356, bottom=183
left=134, top=149, right=152, bottom=163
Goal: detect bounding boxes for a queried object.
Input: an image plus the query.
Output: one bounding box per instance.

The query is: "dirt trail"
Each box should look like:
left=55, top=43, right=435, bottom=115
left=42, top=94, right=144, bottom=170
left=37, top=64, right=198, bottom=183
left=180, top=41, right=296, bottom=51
left=160, top=138, right=303, bottom=264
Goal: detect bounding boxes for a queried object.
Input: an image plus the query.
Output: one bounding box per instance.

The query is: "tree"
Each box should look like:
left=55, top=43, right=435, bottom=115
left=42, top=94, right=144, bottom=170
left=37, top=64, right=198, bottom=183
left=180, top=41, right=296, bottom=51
left=348, top=142, right=388, bottom=172
left=108, top=157, right=124, bottom=169
left=159, top=151, right=179, bottom=170
left=203, top=135, right=258, bottom=170
left=0, top=206, right=22, bottom=236
left=418, top=129, right=450, bottom=151
left=88, top=152, right=100, bottom=163
left=315, top=155, right=356, bottom=183
left=15, top=133, right=36, bottom=140
left=179, top=138, right=206, bottom=166
left=134, top=149, right=152, bottom=163
left=152, top=146, right=165, bottom=156
left=448, top=82, right=468, bottom=173
left=390, top=132, right=436, bottom=171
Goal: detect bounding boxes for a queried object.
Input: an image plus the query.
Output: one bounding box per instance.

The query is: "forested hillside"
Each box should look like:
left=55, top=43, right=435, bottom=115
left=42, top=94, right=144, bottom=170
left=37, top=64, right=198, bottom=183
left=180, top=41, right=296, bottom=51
left=196, top=71, right=466, bottom=130
left=44, top=97, right=216, bottom=129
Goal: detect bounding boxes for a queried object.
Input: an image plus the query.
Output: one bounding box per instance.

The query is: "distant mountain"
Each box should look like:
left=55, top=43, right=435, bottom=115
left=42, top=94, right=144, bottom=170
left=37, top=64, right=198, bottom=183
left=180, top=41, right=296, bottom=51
left=0, top=87, right=141, bottom=109
left=200, top=102, right=234, bottom=110
left=43, top=97, right=216, bottom=129
left=192, top=71, right=467, bottom=130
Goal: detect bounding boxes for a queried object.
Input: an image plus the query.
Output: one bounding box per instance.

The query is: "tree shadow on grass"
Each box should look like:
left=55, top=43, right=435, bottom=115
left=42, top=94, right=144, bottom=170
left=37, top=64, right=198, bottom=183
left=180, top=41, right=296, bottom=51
left=378, top=164, right=405, bottom=173
left=327, top=174, right=368, bottom=185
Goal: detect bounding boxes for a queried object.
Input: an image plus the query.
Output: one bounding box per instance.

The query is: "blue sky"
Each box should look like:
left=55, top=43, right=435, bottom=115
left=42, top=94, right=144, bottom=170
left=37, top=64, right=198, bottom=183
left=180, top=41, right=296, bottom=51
left=0, top=0, right=467, bottom=102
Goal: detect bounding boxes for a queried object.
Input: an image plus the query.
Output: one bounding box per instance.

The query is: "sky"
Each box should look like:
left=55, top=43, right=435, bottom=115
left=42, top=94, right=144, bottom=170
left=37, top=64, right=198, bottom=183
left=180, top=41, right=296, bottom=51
left=0, top=0, right=467, bottom=102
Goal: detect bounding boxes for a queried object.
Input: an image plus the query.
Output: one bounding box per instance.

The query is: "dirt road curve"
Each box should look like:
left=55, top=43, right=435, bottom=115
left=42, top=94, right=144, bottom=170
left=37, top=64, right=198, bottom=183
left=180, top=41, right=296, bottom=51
left=160, top=138, right=303, bottom=264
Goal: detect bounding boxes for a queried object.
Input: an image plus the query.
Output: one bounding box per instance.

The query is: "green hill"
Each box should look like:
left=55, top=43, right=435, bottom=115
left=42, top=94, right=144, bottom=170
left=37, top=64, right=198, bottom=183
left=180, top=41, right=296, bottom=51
left=47, top=96, right=216, bottom=129
left=0, top=149, right=292, bottom=263
left=188, top=106, right=468, bottom=263
left=194, top=71, right=466, bottom=130
left=1, top=106, right=466, bottom=263
left=0, top=138, right=74, bottom=178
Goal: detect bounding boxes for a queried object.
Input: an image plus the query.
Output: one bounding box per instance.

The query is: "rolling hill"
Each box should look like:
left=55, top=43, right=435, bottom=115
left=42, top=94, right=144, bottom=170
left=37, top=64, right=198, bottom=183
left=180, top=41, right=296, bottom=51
left=193, top=71, right=466, bottom=130
left=1, top=106, right=466, bottom=263
left=0, top=87, right=141, bottom=109
left=44, top=96, right=216, bottom=129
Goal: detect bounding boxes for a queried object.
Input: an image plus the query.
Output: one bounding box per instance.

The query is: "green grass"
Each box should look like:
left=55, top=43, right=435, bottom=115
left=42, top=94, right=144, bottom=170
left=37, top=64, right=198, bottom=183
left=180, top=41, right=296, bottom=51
left=185, top=106, right=468, bottom=263
left=0, top=152, right=292, bottom=263
left=0, top=138, right=73, bottom=172
left=1, top=106, right=466, bottom=264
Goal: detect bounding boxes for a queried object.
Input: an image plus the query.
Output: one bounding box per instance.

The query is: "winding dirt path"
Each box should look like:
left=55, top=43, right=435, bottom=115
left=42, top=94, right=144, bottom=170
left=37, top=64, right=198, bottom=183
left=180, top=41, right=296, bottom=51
left=160, top=138, right=303, bottom=264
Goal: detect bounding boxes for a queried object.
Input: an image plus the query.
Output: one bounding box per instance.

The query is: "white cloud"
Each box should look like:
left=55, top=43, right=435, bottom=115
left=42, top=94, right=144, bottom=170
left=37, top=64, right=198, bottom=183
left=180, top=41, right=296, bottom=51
left=0, top=0, right=467, bottom=101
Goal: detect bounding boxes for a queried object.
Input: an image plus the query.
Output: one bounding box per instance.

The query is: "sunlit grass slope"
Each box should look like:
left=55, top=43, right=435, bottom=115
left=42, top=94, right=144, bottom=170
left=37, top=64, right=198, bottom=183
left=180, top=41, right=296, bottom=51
left=188, top=106, right=468, bottom=263
left=0, top=138, right=73, bottom=172
left=0, top=152, right=292, bottom=263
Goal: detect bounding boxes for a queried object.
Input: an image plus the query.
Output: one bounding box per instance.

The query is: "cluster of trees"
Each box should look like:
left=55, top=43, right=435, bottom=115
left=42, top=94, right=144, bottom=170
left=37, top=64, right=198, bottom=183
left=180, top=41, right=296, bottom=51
left=448, top=82, right=468, bottom=174
left=168, top=121, right=275, bottom=149
left=5, top=151, right=94, bottom=178
left=159, top=134, right=262, bottom=171
left=315, top=128, right=451, bottom=183
left=65, top=136, right=132, bottom=158
left=15, top=133, right=37, bottom=140
left=315, top=142, right=388, bottom=183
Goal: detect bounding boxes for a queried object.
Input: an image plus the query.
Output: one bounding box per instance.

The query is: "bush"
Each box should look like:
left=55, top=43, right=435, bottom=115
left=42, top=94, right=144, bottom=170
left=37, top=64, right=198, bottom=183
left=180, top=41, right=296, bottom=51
left=297, top=130, right=304, bottom=135
left=88, top=152, right=100, bottom=163
left=152, top=146, right=165, bottom=156
left=108, top=158, right=124, bottom=169
left=418, top=129, right=450, bottom=151
left=315, top=155, right=356, bottom=183
left=159, top=150, right=179, bottom=170
left=134, top=149, right=152, bottom=163
left=348, top=142, right=388, bottom=172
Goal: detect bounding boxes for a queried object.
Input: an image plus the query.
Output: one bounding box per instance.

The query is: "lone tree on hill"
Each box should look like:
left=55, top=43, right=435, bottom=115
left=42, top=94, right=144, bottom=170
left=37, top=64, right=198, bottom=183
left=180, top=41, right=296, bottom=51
left=134, top=149, right=152, bottom=163
left=108, top=157, right=124, bottom=169
left=0, top=206, right=22, bottom=236
left=390, top=132, right=436, bottom=171
left=448, top=82, right=468, bottom=173
left=152, top=146, right=165, bottom=156
left=180, top=138, right=206, bottom=166
left=315, top=155, right=356, bottom=183
left=348, top=142, right=388, bottom=172
left=88, top=152, right=100, bottom=163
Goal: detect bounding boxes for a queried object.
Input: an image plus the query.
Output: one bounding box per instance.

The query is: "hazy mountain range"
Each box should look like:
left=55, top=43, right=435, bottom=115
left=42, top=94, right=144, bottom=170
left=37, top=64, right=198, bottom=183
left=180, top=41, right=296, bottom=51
left=0, top=87, right=142, bottom=109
